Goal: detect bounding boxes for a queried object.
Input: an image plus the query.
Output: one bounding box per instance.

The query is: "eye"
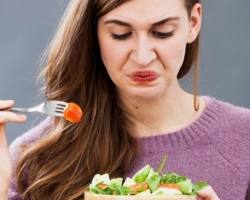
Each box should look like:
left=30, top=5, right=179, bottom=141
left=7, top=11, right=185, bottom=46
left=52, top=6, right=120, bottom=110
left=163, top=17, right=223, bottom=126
left=111, top=32, right=132, bottom=40
left=152, top=31, right=174, bottom=39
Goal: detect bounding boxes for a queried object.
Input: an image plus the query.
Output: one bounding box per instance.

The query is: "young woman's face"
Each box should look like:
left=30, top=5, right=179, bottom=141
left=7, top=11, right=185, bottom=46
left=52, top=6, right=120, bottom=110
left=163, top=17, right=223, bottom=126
left=97, top=0, right=201, bottom=100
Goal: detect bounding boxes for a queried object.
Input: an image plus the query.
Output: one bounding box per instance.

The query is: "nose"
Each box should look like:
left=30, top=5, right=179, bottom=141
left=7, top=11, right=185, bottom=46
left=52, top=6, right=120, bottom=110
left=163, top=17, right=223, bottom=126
left=130, top=35, right=157, bottom=66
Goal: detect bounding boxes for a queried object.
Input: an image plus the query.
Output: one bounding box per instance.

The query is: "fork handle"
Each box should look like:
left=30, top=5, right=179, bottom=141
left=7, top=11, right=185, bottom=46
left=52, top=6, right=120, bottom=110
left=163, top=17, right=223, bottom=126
left=0, top=108, right=33, bottom=113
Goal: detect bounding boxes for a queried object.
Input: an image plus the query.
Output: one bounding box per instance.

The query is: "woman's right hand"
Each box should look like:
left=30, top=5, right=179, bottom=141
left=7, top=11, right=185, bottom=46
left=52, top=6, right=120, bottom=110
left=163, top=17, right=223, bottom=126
left=0, top=100, right=26, bottom=199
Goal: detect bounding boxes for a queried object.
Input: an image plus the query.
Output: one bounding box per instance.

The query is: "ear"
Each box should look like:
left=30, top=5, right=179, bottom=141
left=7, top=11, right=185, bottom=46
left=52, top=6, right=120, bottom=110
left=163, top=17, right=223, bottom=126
left=187, top=3, right=202, bottom=43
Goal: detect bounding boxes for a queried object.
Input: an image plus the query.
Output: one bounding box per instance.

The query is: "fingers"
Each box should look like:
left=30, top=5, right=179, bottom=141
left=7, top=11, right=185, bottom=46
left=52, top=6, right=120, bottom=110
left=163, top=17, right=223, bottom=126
left=0, top=100, right=27, bottom=123
left=0, top=100, right=14, bottom=109
left=0, top=111, right=27, bottom=123
left=0, top=113, right=26, bottom=148
left=197, top=185, right=220, bottom=200
left=0, top=100, right=27, bottom=147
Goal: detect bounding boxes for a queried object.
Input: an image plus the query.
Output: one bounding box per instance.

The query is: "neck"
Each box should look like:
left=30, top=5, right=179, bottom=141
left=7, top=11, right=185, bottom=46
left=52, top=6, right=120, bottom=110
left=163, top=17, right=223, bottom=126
left=120, top=86, right=204, bottom=137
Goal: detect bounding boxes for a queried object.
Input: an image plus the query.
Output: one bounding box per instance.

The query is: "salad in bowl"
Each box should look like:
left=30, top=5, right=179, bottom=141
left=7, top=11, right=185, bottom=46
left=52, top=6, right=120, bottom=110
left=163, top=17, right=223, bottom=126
left=85, top=156, right=208, bottom=199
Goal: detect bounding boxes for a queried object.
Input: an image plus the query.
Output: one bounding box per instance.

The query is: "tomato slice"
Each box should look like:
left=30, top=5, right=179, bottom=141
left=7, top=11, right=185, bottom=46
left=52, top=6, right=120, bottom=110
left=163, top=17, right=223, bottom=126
left=158, top=183, right=181, bottom=190
left=128, top=183, right=149, bottom=194
left=63, top=102, right=83, bottom=123
left=97, top=183, right=108, bottom=190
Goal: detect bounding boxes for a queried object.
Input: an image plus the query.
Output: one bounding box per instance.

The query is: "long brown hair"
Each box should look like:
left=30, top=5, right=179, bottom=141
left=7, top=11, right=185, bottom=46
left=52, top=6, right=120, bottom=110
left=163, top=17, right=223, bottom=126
left=15, top=0, right=201, bottom=199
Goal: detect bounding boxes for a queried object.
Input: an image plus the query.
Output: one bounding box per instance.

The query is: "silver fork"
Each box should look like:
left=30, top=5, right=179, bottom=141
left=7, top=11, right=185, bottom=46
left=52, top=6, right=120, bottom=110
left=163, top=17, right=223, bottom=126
left=1, top=101, right=68, bottom=117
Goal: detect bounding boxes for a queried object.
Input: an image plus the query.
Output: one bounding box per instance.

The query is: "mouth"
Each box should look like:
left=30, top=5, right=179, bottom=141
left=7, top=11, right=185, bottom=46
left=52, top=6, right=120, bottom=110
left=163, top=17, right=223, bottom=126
left=128, top=71, right=159, bottom=83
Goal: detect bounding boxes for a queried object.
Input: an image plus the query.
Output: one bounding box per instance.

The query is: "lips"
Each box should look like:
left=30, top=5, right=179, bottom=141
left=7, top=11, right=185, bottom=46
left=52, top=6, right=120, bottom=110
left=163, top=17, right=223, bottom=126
left=128, top=71, right=159, bottom=83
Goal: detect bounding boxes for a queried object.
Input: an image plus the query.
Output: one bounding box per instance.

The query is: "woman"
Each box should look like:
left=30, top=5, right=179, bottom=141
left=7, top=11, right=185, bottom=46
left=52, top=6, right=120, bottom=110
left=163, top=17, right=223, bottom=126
left=1, top=0, right=249, bottom=199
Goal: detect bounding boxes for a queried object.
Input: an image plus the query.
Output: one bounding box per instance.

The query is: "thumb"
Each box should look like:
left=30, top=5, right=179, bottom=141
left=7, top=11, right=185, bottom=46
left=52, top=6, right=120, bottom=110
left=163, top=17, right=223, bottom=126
left=197, top=185, right=220, bottom=200
left=0, top=118, right=7, bottom=148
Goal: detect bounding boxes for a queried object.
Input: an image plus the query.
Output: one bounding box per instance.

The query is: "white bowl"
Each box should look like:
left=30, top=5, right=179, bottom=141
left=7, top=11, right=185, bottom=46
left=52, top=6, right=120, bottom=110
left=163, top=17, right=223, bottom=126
left=84, top=192, right=197, bottom=200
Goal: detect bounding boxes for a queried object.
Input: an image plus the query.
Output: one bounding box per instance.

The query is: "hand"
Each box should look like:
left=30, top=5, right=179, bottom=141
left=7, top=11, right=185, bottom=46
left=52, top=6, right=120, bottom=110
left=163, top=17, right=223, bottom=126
left=197, top=185, right=220, bottom=200
left=0, top=100, right=26, bottom=199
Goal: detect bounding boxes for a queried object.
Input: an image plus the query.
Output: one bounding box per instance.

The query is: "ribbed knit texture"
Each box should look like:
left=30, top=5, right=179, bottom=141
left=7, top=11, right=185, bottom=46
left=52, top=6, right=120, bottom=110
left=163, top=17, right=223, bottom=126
left=8, top=97, right=250, bottom=200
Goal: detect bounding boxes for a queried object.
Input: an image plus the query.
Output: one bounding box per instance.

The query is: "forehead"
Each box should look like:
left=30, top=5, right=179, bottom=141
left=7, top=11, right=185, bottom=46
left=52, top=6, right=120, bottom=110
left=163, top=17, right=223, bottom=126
left=99, top=0, right=186, bottom=23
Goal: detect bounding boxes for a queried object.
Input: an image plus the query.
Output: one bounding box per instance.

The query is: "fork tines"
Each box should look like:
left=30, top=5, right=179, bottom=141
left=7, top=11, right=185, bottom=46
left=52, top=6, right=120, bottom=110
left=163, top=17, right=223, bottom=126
left=55, top=103, right=67, bottom=114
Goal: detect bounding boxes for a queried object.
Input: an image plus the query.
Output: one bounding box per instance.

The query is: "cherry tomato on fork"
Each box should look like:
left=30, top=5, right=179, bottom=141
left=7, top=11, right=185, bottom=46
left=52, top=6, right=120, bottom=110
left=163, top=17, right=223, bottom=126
left=63, top=102, right=83, bottom=123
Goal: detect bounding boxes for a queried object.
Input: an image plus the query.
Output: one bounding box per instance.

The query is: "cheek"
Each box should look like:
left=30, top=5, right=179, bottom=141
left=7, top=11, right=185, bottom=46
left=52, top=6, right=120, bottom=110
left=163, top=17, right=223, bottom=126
left=98, top=38, right=129, bottom=85
left=159, top=39, right=187, bottom=71
left=99, top=38, right=128, bottom=70
left=99, top=40, right=113, bottom=67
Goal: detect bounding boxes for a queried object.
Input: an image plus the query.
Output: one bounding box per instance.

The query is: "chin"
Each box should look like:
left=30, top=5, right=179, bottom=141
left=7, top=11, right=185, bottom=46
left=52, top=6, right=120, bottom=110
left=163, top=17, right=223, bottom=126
left=129, top=90, right=163, bottom=100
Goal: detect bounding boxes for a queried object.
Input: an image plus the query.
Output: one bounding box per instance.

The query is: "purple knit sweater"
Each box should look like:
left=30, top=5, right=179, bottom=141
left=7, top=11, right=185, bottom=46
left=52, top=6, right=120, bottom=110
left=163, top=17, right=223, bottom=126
left=8, top=97, right=250, bottom=200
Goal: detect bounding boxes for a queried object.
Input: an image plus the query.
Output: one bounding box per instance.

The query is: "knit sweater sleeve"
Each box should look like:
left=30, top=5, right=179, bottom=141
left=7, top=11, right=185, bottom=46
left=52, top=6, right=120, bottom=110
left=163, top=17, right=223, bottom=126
left=8, top=117, right=53, bottom=200
left=207, top=100, right=250, bottom=199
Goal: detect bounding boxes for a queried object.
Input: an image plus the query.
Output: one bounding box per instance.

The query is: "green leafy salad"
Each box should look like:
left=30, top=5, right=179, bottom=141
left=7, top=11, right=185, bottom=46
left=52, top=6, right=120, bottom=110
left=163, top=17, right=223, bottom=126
left=88, top=156, right=208, bottom=196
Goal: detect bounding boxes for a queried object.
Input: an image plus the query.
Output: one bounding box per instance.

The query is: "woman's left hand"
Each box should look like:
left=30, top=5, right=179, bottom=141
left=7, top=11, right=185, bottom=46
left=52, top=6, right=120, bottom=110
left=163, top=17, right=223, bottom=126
left=197, top=185, right=220, bottom=200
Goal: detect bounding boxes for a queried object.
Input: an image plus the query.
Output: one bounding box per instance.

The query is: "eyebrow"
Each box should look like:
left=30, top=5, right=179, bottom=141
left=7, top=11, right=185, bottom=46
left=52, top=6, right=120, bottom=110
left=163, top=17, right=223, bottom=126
left=103, top=17, right=180, bottom=27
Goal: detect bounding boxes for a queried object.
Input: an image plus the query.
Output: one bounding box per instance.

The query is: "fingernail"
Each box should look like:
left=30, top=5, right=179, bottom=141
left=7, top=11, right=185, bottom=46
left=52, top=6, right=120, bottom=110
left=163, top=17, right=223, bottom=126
left=17, top=114, right=27, bottom=120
